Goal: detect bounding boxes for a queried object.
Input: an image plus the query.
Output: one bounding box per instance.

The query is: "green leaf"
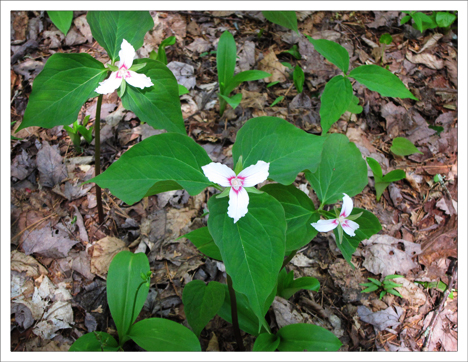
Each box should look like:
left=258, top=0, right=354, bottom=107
left=270, top=96, right=284, bottom=107
left=293, top=65, right=305, bottom=93
left=347, top=95, right=363, bottom=114
left=107, top=251, right=150, bottom=343
left=47, top=11, right=73, bottom=35
left=280, top=276, right=320, bottom=300
left=261, top=184, right=319, bottom=252
left=182, top=227, right=222, bottom=261
left=277, top=323, right=342, bottom=351
left=267, top=81, right=280, bottom=88
left=383, top=281, right=403, bottom=289
left=436, top=12, right=457, bottom=28
left=281, top=44, right=301, bottom=60
left=319, top=75, right=353, bottom=134
left=411, top=12, right=437, bottom=32
left=281, top=61, right=293, bottom=70
left=233, top=116, right=325, bottom=185
left=262, top=11, right=298, bottom=32
left=217, top=31, right=237, bottom=95
left=386, top=288, right=403, bottom=298
left=383, top=169, right=406, bottom=183
left=217, top=284, right=268, bottom=336
left=218, top=93, right=242, bottom=110
left=349, top=65, right=418, bottom=100
left=157, top=36, right=177, bottom=64
left=87, top=11, right=154, bottom=62
left=207, top=193, right=287, bottom=328
left=390, top=137, right=423, bottom=156
left=368, top=277, right=382, bottom=286
left=429, top=125, right=444, bottom=135
left=361, top=284, right=379, bottom=293
left=379, top=33, right=393, bottom=45
left=305, top=133, right=368, bottom=205
left=17, top=53, right=107, bottom=132
left=374, top=181, right=390, bottom=202
left=224, top=70, right=271, bottom=96
left=178, top=84, right=189, bottom=96
left=400, top=15, right=411, bottom=25
left=305, top=36, right=350, bottom=74
left=128, top=318, right=201, bottom=351
left=121, top=59, right=185, bottom=134
left=69, top=332, right=119, bottom=351
left=333, top=208, right=382, bottom=267
left=182, top=280, right=225, bottom=337
left=385, top=274, right=404, bottom=280
left=89, top=133, right=212, bottom=205
left=253, top=333, right=281, bottom=351
left=366, top=157, right=383, bottom=180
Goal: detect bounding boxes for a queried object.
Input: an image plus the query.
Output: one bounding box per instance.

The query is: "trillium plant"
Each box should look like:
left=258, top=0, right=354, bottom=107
left=16, top=10, right=418, bottom=352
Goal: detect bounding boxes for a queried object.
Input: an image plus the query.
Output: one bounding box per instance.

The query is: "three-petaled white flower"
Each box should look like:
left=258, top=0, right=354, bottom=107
left=202, top=160, right=270, bottom=223
left=311, top=193, right=360, bottom=241
left=95, top=39, right=153, bottom=94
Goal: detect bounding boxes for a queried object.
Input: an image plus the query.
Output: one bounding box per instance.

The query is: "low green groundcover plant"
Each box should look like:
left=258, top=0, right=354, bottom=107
left=16, top=10, right=421, bottom=351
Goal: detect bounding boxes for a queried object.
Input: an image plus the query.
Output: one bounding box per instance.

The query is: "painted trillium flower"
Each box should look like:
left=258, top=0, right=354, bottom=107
left=202, top=159, right=270, bottom=223
left=311, top=193, right=361, bottom=243
left=95, top=39, right=153, bottom=94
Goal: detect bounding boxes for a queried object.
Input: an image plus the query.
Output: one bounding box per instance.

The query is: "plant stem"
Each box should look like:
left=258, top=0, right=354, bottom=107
left=94, top=94, right=104, bottom=224
left=226, top=274, right=244, bottom=351
left=282, top=249, right=298, bottom=269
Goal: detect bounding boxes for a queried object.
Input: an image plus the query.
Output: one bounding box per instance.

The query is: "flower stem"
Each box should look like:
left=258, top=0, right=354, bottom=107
left=226, top=274, right=244, bottom=351
left=94, top=94, right=104, bottom=224
left=282, top=249, right=298, bottom=269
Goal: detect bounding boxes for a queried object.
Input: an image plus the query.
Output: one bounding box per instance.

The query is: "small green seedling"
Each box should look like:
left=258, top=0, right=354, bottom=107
left=149, top=36, right=176, bottom=65
left=390, top=137, right=423, bottom=156
left=415, top=280, right=456, bottom=299
left=270, top=96, right=284, bottom=107
left=293, top=65, right=305, bottom=93
left=360, top=274, right=404, bottom=300
left=366, top=157, right=406, bottom=201
left=63, top=115, right=93, bottom=152
left=282, top=44, right=301, bottom=60
left=400, top=11, right=457, bottom=33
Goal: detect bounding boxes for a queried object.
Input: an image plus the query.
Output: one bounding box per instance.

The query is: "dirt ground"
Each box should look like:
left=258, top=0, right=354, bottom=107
left=10, top=10, right=458, bottom=352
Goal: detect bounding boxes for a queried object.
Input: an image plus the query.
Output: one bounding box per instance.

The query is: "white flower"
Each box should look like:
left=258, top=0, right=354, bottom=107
left=202, top=160, right=270, bottom=223
left=311, top=193, right=360, bottom=238
left=95, top=39, right=153, bottom=94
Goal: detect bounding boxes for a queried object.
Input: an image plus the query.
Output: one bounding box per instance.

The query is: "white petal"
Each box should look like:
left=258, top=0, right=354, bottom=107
left=341, top=219, right=360, bottom=237
left=311, top=218, right=339, bottom=232
left=118, top=39, right=135, bottom=69
left=95, top=72, right=121, bottom=94
left=339, top=193, right=353, bottom=218
left=125, top=71, right=154, bottom=89
left=201, top=162, right=235, bottom=187
left=228, top=187, right=249, bottom=223
left=238, top=160, right=270, bottom=187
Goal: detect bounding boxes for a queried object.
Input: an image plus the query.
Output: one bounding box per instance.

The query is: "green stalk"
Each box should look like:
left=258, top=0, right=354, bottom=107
left=226, top=274, right=245, bottom=351
left=94, top=94, right=104, bottom=224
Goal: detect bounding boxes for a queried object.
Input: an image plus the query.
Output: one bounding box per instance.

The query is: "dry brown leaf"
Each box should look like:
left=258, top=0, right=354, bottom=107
left=11, top=149, right=36, bottom=181
left=90, top=236, right=129, bottom=278
left=392, top=277, right=427, bottom=307
left=272, top=296, right=303, bottom=328
left=11, top=250, right=48, bottom=278
left=167, top=61, right=196, bottom=90
left=74, top=14, right=93, bottom=43
left=36, top=142, right=68, bottom=188
left=240, top=89, right=268, bottom=110
left=417, top=33, right=443, bottom=54
left=206, top=332, right=219, bottom=351
left=406, top=52, right=444, bottom=70
left=186, top=38, right=212, bottom=54
left=358, top=305, right=404, bottom=331
left=258, top=46, right=287, bottom=83
left=22, top=225, right=80, bottom=259
left=329, top=259, right=367, bottom=303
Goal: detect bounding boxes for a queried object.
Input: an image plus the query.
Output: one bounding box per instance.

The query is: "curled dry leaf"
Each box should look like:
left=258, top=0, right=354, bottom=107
left=11, top=250, right=48, bottom=278
left=358, top=305, right=404, bottom=331
left=406, top=52, right=444, bottom=70
left=258, top=46, right=287, bottom=83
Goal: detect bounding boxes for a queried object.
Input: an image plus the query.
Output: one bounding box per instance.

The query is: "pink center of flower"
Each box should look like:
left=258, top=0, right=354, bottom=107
left=337, top=216, right=346, bottom=225
left=228, top=176, right=245, bottom=193
left=116, top=64, right=131, bottom=79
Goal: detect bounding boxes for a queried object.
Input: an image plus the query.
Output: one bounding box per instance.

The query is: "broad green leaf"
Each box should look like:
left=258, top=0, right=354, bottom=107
left=17, top=53, right=107, bottom=131
left=390, top=137, right=423, bottom=156
left=107, top=251, right=150, bottom=343
left=332, top=208, right=382, bottom=266
left=400, top=15, right=411, bottom=25
left=270, top=96, right=284, bottom=107
left=347, top=95, right=363, bottom=114
left=217, top=31, right=237, bottom=94
left=218, top=93, right=242, bottom=110
left=261, top=184, right=319, bottom=252
left=349, top=65, right=418, bottom=100
left=182, top=227, right=222, bottom=261
left=233, top=117, right=325, bottom=185
left=178, top=84, right=189, bottom=96
left=366, top=157, right=383, bottom=180
left=207, top=193, right=286, bottom=327
left=379, top=33, right=393, bottom=45
left=374, top=181, right=391, bottom=202
left=89, top=133, right=212, bottom=205
left=48, top=11, right=73, bottom=35
left=121, top=59, right=185, bottom=134
left=217, top=284, right=265, bottom=336
left=262, top=11, right=298, bottom=32
left=69, top=332, right=119, bottom=351
left=319, top=75, right=353, bottom=134
left=253, top=333, right=281, bottom=351
left=182, top=280, right=225, bottom=337
left=87, top=11, right=154, bottom=62
left=128, top=318, right=201, bottom=351
left=305, top=36, right=350, bottom=74
left=411, top=12, right=437, bottom=32
left=281, top=277, right=320, bottom=300
left=157, top=36, right=177, bottom=64
left=436, top=12, right=457, bottom=28
left=277, top=323, right=342, bottom=351
left=224, top=70, right=271, bottom=96
left=305, top=133, right=368, bottom=205
left=383, top=169, right=406, bottom=183
left=293, top=65, right=305, bottom=93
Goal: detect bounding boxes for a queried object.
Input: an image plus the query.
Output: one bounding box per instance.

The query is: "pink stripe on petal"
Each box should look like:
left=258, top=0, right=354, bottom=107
left=228, top=187, right=249, bottom=223
left=340, top=193, right=353, bottom=218
left=125, top=71, right=153, bottom=89
left=201, top=162, right=235, bottom=187
left=118, top=39, right=136, bottom=70
left=341, top=219, right=359, bottom=237
left=95, top=72, right=122, bottom=94
left=311, top=218, right=339, bottom=232
left=239, top=160, right=270, bottom=187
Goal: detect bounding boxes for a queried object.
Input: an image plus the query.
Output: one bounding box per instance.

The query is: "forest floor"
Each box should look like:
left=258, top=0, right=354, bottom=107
left=10, top=10, right=458, bottom=352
